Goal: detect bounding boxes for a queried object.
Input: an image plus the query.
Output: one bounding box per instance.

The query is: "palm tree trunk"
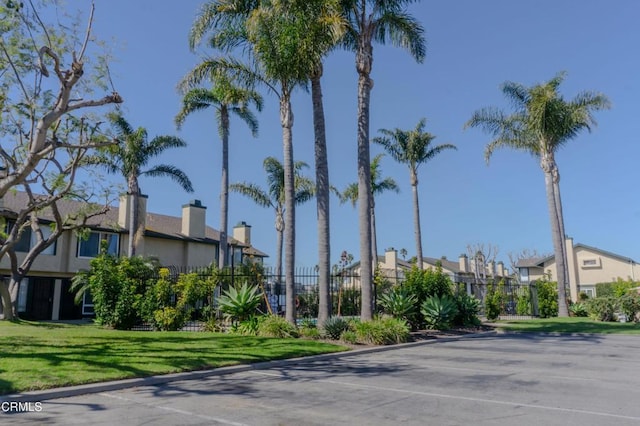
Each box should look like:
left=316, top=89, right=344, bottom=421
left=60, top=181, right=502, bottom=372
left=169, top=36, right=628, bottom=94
left=411, top=170, right=423, bottom=270
left=552, top=168, right=571, bottom=311
left=370, top=198, right=377, bottom=268
left=275, top=208, right=284, bottom=290
left=542, top=155, right=569, bottom=317
left=280, top=93, right=296, bottom=325
left=219, top=106, right=230, bottom=270
left=128, top=177, right=140, bottom=257
left=356, top=53, right=374, bottom=321
left=311, top=68, right=331, bottom=327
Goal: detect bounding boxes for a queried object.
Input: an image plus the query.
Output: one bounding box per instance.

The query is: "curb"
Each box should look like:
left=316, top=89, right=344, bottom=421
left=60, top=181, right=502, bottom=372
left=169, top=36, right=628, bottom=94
left=3, top=331, right=496, bottom=403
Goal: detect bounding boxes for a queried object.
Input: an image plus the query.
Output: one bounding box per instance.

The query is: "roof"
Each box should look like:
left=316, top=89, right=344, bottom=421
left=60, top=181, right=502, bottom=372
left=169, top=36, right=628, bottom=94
left=348, top=255, right=464, bottom=273
left=516, top=242, right=637, bottom=269
left=423, top=257, right=462, bottom=273
left=515, top=257, right=547, bottom=268
left=1, top=191, right=268, bottom=257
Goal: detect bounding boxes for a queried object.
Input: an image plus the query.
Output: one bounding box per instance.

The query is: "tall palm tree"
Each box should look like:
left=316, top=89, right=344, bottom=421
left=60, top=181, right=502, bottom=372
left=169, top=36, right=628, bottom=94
left=230, top=156, right=314, bottom=286
left=308, top=1, right=346, bottom=328
left=466, top=72, right=610, bottom=316
left=189, top=0, right=342, bottom=324
left=341, top=154, right=399, bottom=269
left=374, top=118, right=456, bottom=270
left=101, top=113, right=194, bottom=257
left=341, top=0, right=426, bottom=320
left=176, top=72, right=262, bottom=270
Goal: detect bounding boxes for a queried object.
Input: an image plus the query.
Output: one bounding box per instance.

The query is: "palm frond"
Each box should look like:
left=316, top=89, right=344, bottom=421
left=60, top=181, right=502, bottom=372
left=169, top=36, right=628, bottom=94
left=143, top=136, right=188, bottom=160
left=229, top=182, right=272, bottom=208
left=175, top=88, right=220, bottom=129
left=141, top=164, right=194, bottom=193
left=374, top=10, right=426, bottom=63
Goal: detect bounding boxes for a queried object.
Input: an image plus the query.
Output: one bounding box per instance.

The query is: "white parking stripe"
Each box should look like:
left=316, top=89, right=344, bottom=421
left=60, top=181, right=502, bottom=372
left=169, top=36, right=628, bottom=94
left=100, top=392, right=250, bottom=426
left=252, top=371, right=640, bottom=422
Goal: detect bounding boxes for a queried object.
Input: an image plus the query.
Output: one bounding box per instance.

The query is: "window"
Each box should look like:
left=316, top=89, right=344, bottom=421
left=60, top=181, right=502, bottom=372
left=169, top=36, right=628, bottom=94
left=5, top=221, right=56, bottom=254
left=77, top=232, right=118, bottom=257
left=233, top=247, right=243, bottom=266
left=581, top=258, right=601, bottom=268
left=519, top=267, right=529, bottom=283
left=17, top=278, right=28, bottom=312
left=82, top=291, right=94, bottom=316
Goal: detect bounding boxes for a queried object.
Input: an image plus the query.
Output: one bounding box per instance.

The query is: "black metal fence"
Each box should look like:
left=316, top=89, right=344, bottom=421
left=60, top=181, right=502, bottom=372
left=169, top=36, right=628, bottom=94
left=131, top=266, right=537, bottom=330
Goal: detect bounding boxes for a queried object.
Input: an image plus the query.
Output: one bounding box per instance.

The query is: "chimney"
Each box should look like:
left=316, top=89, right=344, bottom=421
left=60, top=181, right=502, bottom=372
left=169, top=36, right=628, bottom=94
left=384, top=247, right=398, bottom=269
left=233, top=221, right=251, bottom=245
left=118, top=193, right=148, bottom=230
left=488, top=260, right=496, bottom=277
left=459, top=254, right=468, bottom=273
left=497, top=261, right=505, bottom=277
left=182, top=200, right=206, bottom=239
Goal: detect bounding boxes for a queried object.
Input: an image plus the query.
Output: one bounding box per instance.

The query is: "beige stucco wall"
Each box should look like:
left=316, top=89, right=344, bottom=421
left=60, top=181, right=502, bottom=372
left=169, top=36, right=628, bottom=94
left=144, top=237, right=216, bottom=268
left=530, top=243, right=640, bottom=301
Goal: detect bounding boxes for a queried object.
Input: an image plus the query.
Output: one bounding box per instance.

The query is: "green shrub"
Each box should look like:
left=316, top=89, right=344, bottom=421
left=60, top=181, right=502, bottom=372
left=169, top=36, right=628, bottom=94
left=322, top=316, right=351, bottom=340
left=353, top=317, right=410, bottom=345
left=421, top=295, right=458, bottom=330
left=153, top=307, right=188, bottom=331
left=257, top=315, right=299, bottom=338
left=586, top=297, right=617, bottom=322
left=218, top=283, right=262, bottom=325
left=453, top=293, right=481, bottom=326
left=203, top=316, right=223, bottom=332
left=233, top=315, right=260, bottom=335
left=536, top=279, right=559, bottom=318
left=402, top=265, right=453, bottom=328
left=299, top=327, right=321, bottom=340
left=596, top=278, right=638, bottom=298
left=484, top=281, right=503, bottom=321
left=618, top=294, right=640, bottom=322
left=569, top=302, right=589, bottom=317
left=515, top=288, right=532, bottom=316
left=378, top=287, right=417, bottom=321
left=578, top=292, right=590, bottom=301
left=72, top=250, right=156, bottom=329
left=340, top=330, right=358, bottom=344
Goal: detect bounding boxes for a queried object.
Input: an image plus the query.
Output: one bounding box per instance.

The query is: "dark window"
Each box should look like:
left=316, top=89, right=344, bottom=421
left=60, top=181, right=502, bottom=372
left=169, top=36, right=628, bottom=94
left=78, top=232, right=118, bottom=257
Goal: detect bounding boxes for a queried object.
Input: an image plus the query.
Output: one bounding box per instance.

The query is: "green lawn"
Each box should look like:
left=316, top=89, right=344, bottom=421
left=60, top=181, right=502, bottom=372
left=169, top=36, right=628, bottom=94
left=0, top=320, right=348, bottom=395
left=496, top=317, right=640, bottom=334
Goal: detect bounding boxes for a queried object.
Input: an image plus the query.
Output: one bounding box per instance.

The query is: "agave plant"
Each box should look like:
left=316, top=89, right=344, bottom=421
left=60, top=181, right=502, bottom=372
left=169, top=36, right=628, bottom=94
left=421, top=295, right=458, bottom=330
left=378, top=287, right=417, bottom=321
left=218, top=283, right=262, bottom=325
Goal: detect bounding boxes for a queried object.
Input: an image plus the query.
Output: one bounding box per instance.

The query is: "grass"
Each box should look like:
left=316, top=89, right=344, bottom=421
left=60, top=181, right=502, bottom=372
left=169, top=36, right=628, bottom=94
left=0, top=320, right=348, bottom=395
left=496, top=317, right=640, bottom=334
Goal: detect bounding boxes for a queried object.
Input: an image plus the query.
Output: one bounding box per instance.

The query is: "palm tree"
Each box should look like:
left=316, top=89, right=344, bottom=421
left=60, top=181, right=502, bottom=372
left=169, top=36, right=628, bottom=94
left=341, top=154, right=399, bottom=270
left=374, top=118, right=456, bottom=270
left=230, top=156, right=314, bottom=287
left=101, top=113, right=194, bottom=257
left=189, top=0, right=342, bottom=325
left=466, top=72, right=610, bottom=316
left=308, top=2, right=346, bottom=329
left=341, top=0, right=426, bottom=320
left=176, top=72, right=262, bottom=270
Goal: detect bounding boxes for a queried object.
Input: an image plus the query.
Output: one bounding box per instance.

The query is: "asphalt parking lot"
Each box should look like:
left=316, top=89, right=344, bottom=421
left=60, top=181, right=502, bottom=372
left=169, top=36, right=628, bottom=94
left=5, top=332, right=640, bottom=425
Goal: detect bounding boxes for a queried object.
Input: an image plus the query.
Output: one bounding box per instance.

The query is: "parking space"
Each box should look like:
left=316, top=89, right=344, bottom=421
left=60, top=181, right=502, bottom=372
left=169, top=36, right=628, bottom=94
left=6, top=333, right=640, bottom=425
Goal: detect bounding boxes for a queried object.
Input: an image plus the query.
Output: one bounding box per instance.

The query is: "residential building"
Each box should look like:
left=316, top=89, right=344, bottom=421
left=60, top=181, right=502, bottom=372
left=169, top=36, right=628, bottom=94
left=0, top=192, right=267, bottom=321
left=515, top=237, right=639, bottom=300
left=346, top=248, right=510, bottom=287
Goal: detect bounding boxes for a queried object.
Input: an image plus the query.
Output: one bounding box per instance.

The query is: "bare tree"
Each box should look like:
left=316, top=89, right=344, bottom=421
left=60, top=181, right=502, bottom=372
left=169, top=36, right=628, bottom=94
left=0, top=2, right=122, bottom=319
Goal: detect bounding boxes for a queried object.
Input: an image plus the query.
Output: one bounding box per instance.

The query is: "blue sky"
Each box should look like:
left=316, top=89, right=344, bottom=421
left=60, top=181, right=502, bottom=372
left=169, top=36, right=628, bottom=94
left=63, top=0, right=639, bottom=270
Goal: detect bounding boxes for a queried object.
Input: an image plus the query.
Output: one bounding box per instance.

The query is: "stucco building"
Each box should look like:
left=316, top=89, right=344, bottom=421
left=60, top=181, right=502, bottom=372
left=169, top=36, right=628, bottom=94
left=0, top=192, right=267, bottom=320
left=516, top=237, right=639, bottom=300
